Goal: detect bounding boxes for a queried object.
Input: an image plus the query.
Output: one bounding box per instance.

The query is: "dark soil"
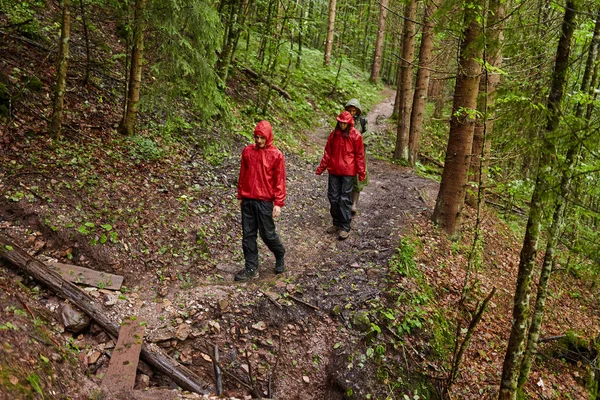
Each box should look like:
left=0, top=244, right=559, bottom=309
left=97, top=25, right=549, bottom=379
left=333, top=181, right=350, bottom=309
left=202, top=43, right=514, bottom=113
left=1, top=78, right=598, bottom=399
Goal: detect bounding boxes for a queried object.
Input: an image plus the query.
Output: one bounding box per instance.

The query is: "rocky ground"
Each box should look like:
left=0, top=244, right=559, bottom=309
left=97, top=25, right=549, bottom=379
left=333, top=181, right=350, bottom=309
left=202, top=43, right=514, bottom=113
left=1, top=92, right=598, bottom=400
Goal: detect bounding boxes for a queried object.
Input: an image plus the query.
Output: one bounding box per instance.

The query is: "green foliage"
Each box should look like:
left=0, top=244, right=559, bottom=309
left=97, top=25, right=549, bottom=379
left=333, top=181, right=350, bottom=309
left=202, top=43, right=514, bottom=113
left=144, top=0, right=226, bottom=123
left=128, top=135, right=166, bottom=163
left=26, top=372, right=43, bottom=398
left=0, top=0, right=43, bottom=38
left=385, top=238, right=453, bottom=358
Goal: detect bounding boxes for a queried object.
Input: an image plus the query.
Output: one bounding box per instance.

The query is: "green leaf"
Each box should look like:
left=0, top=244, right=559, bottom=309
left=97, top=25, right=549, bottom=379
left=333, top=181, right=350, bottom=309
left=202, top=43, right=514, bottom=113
left=40, top=354, right=49, bottom=363
left=333, top=342, right=341, bottom=349
left=4, top=245, right=13, bottom=251
left=101, top=224, right=113, bottom=231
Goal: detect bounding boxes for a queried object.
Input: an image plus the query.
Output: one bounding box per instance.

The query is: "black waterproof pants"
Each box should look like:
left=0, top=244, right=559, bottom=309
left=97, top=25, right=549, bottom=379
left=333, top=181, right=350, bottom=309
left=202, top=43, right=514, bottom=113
left=327, top=174, right=354, bottom=232
left=241, top=199, right=285, bottom=271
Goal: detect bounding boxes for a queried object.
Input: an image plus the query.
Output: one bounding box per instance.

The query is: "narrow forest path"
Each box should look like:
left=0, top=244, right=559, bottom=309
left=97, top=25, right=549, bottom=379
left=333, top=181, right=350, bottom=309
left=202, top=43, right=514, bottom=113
left=165, top=91, right=443, bottom=399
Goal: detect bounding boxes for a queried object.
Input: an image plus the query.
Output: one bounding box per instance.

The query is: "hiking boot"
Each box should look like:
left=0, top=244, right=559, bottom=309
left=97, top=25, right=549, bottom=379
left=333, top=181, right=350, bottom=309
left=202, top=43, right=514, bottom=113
left=351, top=192, right=360, bottom=215
left=234, top=268, right=258, bottom=281
left=274, top=258, right=285, bottom=274
left=326, top=225, right=340, bottom=234
left=338, top=230, right=350, bottom=240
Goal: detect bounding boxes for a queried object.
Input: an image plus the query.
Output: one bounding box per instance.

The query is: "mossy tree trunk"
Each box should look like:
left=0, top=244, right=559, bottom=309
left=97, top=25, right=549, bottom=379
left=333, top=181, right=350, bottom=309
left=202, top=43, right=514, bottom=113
left=49, top=0, right=71, bottom=137
left=498, top=2, right=577, bottom=399
left=118, top=0, right=147, bottom=136
left=467, top=0, right=504, bottom=207
left=517, top=5, right=598, bottom=390
left=392, top=0, right=417, bottom=161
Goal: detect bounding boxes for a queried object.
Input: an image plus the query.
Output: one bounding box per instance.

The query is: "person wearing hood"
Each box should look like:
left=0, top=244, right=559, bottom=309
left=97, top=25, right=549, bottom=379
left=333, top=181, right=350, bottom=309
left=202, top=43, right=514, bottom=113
left=344, top=98, right=369, bottom=214
left=316, top=111, right=366, bottom=240
left=235, top=120, right=286, bottom=281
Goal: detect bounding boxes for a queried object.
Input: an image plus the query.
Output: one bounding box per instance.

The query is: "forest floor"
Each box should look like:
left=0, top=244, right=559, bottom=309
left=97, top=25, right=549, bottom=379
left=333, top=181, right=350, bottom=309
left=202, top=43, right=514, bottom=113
left=1, top=89, right=599, bottom=400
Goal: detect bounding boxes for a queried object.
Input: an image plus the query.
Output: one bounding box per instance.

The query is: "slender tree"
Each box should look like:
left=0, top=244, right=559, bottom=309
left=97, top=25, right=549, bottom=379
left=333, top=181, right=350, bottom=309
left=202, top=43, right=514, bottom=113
left=516, top=6, right=600, bottom=391
left=324, top=0, right=336, bottom=66
left=49, top=0, right=71, bottom=137
left=392, top=0, right=417, bottom=160
left=466, top=0, right=505, bottom=206
left=78, top=0, right=91, bottom=85
left=119, top=0, right=147, bottom=136
left=218, top=0, right=251, bottom=83
left=498, top=2, right=577, bottom=398
left=431, top=0, right=484, bottom=237
left=407, top=0, right=439, bottom=166
left=370, top=0, right=389, bottom=83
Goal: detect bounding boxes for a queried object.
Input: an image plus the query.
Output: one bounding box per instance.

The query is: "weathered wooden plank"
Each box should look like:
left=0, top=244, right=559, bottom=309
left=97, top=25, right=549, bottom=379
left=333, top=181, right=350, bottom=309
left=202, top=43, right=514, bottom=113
left=48, top=261, right=123, bottom=290
left=101, top=316, right=146, bottom=392
left=0, top=233, right=209, bottom=395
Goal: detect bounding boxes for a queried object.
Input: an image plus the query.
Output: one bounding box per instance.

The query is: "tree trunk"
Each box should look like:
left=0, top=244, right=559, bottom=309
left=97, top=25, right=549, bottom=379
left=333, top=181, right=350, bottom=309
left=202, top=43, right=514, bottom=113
left=324, top=0, right=336, bottom=66
left=392, top=0, right=417, bottom=161
left=370, top=0, right=389, bottom=83
left=431, top=1, right=483, bottom=237
left=79, top=0, right=91, bottom=86
left=218, top=0, right=251, bottom=83
left=498, top=3, right=577, bottom=399
left=119, top=0, right=147, bottom=136
left=0, top=234, right=208, bottom=394
left=49, top=0, right=71, bottom=137
left=467, top=0, right=505, bottom=207
left=408, top=0, right=438, bottom=166
left=517, top=6, right=598, bottom=390
left=361, top=0, right=373, bottom=70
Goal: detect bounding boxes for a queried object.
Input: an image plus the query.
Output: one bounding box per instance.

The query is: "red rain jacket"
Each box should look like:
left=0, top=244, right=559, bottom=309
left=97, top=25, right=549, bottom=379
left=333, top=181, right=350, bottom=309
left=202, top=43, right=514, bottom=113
left=315, top=111, right=366, bottom=180
left=237, top=121, right=287, bottom=207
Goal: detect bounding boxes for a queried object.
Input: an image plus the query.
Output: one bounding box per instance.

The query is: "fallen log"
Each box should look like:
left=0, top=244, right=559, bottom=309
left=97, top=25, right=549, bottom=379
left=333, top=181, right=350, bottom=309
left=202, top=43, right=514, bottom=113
left=0, top=233, right=208, bottom=395
left=237, top=63, right=292, bottom=100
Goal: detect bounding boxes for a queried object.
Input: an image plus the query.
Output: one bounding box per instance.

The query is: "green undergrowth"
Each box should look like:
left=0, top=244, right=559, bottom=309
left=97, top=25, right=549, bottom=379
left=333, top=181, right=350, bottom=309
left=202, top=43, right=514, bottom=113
left=340, top=237, right=453, bottom=398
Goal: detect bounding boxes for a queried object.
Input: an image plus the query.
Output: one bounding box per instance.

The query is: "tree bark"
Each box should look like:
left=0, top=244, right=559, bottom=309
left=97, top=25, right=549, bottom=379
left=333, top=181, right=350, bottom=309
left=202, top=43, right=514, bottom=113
left=0, top=233, right=208, bottom=394
left=517, top=6, right=599, bottom=390
left=498, top=2, right=577, bottom=399
left=119, top=0, right=147, bottom=136
left=324, top=0, right=336, bottom=66
left=392, top=0, right=417, bottom=161
left=431, top=1, right=483, bottom=237
left=49, top=0, right=71, bottom=137
left=370, top=0, right=389, bottom=83
left=79, top=0, right=91, bottom=86
left=408, top=0, right=438, bottom=166
left=467, top=0, right=505, bottom=207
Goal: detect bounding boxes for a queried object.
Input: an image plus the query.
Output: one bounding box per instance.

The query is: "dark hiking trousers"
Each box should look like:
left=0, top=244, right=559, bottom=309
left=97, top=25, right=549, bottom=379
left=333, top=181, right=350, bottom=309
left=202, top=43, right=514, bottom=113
left=241, top=199, right=285, bottom=271
left=327, top=174, right=354, bottom=232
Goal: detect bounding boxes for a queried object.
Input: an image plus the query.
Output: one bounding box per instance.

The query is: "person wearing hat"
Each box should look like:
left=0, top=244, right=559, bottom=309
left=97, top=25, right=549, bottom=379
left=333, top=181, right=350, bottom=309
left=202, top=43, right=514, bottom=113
left=315, top=111, right=366, bottom=240
left=344, top=98, right=369, bottom=214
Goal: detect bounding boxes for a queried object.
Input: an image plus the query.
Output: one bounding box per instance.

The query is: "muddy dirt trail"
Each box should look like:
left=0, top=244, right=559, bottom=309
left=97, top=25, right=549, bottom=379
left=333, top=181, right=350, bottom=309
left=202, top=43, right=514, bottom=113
left=162, top=92, right=442, bottom=399
left=0, top=91, right=442, bottom=400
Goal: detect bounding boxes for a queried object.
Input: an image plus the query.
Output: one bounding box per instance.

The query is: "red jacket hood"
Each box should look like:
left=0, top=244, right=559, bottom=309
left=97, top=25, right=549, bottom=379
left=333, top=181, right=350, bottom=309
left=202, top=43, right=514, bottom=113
left=254, top=120, right=274, bottom=147
left=336, top=111, right=355, bottom=126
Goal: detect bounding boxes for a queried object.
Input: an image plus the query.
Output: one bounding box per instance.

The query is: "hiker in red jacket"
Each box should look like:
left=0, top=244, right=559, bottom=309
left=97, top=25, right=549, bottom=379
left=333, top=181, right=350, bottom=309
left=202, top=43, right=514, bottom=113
left=235, top=120, right=286, bottom=281
left=315, top=111, right=366, bottom=240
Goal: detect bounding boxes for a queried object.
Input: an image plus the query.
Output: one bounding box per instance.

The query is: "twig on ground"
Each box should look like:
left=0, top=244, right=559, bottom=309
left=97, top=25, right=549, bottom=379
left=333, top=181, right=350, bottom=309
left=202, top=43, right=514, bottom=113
left=267, top=329, right=283, bottom=398
left=213, top=345, right=223, bottom=395
left=287, top=293, right=320, bottom=311
left=260, top=289, right=282, bottom=309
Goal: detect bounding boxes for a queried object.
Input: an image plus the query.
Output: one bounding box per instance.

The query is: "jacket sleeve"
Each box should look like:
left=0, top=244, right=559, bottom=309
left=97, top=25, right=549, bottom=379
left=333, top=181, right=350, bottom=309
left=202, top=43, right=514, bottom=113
left=237, top=149, right=247, bottom=200
left=315, top=133, right=333, bottom=175
left=274, top=153, right=286, bottom=207
left=354, top=133, right=366, bottom=181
